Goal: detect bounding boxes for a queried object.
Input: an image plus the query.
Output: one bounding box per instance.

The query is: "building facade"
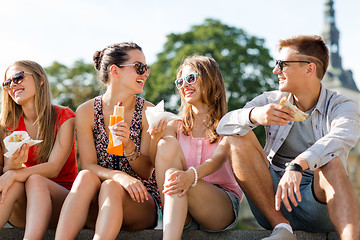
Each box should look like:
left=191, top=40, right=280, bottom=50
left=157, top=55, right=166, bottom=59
left=322, top=0, right=360, bottom=207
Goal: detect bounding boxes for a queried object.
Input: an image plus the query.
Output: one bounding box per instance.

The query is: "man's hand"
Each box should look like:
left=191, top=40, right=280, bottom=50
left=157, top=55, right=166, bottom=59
left=250, top=104, right=294, bottom=126
left=275, top=170, right=302, bottom=212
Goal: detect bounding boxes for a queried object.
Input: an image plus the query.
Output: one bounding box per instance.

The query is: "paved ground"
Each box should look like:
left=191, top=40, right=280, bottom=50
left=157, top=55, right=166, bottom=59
left=0, top=228, right=340, bottom=240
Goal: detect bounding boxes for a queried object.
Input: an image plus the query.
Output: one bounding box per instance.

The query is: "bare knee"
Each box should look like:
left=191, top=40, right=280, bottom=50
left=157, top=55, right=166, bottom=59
left=315, top=157, right=351, bottom=202
left=71, top=170, right=101, bottom=192
left=100, top=179, right=126, bottom=199
left=156, top=137, right=183, bottom=165
left=226, top=132, right=268, bottom=165
left=25, top=174, right=48, bottom=191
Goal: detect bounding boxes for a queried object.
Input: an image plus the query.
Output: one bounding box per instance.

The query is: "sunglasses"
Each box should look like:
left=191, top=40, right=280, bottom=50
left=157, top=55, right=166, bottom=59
left=175, top=73, right=199, bottom=89
left=117, top=61, right=151, bottom=75
left=3, top=71, right=33, bottom=90
left=275, top=60, right=310, bottom=71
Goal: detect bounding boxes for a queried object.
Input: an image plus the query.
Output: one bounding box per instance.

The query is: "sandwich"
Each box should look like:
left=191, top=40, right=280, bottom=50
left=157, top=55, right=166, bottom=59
left=279, top=97, right=309, bottom=122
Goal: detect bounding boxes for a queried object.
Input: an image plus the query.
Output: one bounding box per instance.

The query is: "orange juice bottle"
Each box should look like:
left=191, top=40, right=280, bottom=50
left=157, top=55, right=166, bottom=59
left=107, top=105, right=124, bottom=156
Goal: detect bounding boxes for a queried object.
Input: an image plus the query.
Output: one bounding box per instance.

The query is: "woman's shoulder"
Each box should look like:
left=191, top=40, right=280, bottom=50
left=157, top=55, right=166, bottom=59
left=76, top=98, right=96, bottom=116
left=142, top=99, right=155, bottom=109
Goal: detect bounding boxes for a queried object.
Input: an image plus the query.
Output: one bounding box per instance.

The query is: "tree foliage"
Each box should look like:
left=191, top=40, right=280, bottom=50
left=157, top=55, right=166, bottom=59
left=45, top=60, right=103, bottom=111
left=143, top=18, right=277, bottom=145
left=144, top=18, right=277, bottom=112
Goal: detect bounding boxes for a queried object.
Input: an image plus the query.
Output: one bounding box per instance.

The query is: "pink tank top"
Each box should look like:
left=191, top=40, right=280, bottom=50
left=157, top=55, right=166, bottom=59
left=177, top=126, right=243, bottom=200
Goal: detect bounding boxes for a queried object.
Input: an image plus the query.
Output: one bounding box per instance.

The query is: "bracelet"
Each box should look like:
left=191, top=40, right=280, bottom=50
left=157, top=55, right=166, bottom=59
left=124, top=144, right=140, bottom=161
left=285, top=162, right=303, bottom=174
left=188, top=166, right=198, bottom=187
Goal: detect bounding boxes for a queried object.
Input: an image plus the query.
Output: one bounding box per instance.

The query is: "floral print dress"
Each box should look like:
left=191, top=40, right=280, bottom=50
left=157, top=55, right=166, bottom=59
left=93, top=95, right=160, bottom=204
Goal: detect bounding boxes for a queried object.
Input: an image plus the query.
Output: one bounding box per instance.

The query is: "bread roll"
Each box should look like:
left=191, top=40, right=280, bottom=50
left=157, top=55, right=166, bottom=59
left=279, top=97, right=309, bottom=122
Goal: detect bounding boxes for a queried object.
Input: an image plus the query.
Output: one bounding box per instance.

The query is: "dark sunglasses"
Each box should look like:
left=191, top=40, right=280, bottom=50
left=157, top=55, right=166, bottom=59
left=117, top=61, right=151, bottom=75
left=3, top=71, right=33, bottom=90
left=175, top=73, right=199, bottom=89
left=275, top=60, right=310, bottom=71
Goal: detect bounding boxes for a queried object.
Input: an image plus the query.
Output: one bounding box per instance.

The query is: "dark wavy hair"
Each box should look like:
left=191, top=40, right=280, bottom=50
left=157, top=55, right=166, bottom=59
left=93, top=42, right=142, bottom=83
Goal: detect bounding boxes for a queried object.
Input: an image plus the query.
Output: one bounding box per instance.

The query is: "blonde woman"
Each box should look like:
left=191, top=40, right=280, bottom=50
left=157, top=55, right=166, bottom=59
left=0, top=60, right=78, bottom=239
left=55, top=42, right=160, bottom=240
left=153, top=56, right=243, bottom=240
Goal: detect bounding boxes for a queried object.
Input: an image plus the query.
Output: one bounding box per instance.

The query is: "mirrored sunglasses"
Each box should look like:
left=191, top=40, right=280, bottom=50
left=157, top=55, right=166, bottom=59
left=175, top=73, right=199, bottom=89
left=117, top=61, right=151, bottom=75
left=2, top=71, right=33, bottom=90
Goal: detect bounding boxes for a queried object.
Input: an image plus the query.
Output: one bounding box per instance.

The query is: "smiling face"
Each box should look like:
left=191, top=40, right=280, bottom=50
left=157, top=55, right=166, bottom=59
left=5, top=65, right=37, bottom=106
left=116, top=49, right=149, bottom=94
left=178, top=65, right=202, bottom=106
left=273, top=47, right=310, bottom=93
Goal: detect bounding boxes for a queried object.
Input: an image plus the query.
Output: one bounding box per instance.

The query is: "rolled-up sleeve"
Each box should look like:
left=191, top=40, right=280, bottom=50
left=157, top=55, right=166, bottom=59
left=298, top=99, right=360, bottom=170
left=217, top=108, right=259, bottom=136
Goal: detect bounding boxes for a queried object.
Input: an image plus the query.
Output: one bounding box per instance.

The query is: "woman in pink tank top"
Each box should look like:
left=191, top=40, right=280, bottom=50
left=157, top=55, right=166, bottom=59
left=152, top=56, right=243, bottom=240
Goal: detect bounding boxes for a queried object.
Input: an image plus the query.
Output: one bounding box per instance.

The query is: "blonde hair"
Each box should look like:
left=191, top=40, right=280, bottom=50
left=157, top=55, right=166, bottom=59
left=1, top=60, right=57, bottom=163
left=177, top=55, right=227, bottom=143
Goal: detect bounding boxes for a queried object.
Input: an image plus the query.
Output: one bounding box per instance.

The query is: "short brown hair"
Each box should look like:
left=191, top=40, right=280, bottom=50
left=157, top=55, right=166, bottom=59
left=278, top=35, right=329, bottom=79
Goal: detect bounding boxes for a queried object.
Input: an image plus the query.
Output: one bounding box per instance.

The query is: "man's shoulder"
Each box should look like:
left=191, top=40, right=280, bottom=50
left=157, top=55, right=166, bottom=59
left=320, top=87, right=359, bottom=114
left=256, top=90, right=289, bottom=103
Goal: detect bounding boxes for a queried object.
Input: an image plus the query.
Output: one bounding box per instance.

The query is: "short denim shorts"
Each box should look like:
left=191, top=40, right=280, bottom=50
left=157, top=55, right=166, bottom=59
left=183, top=185, right=240, bottom=233
left=246, top=165, right=335, bottom=232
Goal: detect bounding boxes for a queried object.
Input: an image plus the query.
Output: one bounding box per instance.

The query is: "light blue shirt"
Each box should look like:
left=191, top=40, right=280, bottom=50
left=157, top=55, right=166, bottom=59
left=217, top=85, right=360, bottom=171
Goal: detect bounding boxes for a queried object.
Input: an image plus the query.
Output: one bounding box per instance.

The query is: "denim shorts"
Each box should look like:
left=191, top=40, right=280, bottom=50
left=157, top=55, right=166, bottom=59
left=183, top=185, right=240, bottom=233
left=149, top=191, right=162, bottom=229
left=246, top=165, right=335, bottom=232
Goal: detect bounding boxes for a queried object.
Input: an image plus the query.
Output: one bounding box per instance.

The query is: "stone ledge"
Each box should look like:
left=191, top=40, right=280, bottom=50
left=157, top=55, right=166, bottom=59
left=0, top=228, right=339, bottom=240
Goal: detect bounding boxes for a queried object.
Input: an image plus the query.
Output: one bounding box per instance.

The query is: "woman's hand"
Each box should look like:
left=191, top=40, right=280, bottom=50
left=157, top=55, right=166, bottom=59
left=0, top=170, right=17, bottom=203
left=109, top=121, right=132, bottom=148
left=4, top=144, right=29, bottom=171
left=114, top=173, right=149, bottom=203
left=163, top=168, right=195, bottom=197
left=148, top=119, right=168, bottom=140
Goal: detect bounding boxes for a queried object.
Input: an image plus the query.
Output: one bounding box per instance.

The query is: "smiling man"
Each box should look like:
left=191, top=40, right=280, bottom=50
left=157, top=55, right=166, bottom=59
left=217, top=35, right=360, bottom=240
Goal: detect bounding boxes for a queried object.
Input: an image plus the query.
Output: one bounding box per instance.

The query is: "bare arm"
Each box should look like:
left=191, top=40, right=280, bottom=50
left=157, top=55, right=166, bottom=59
left=163, top=136, right=230, bottom=196
left=0, top=114, right=76, bottom=202
left=76, top=100, right=148, bottom=202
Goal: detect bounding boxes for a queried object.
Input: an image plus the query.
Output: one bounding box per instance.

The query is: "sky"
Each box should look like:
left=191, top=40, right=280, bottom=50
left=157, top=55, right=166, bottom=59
left=1, top=0, right=359, bottom=88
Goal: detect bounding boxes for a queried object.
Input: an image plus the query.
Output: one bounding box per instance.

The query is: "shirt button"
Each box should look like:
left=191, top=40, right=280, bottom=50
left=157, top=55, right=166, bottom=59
left=280, top=138, right=284, bottom=142
left=314, top=164, right=317, bottom=168
left=269, top=156, right=273, bottom=160
left=268, top=132, right=271, bottom=136
left=331, top=154, right=334, bottom=157
left=288, top=122, right=292, bottom=125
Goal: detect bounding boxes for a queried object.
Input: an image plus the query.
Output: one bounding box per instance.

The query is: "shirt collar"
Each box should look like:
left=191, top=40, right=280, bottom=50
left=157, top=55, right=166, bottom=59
left=287, top=84, right=326, bottom=116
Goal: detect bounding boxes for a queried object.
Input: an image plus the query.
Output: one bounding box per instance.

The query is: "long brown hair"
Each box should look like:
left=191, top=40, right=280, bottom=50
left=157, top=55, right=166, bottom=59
left=177, top=55, right=227, bottom=143
left=1, top=60, right=57, bottom=163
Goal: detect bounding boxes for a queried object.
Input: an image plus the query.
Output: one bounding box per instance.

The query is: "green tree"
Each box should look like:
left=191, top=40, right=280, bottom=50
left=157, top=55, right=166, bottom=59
left=45, top=60, right=102, bottom=111
left=144, top=18, right=277, bottom=145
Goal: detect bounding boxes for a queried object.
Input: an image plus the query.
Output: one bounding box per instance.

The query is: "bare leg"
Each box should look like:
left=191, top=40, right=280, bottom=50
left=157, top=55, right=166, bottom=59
left=226, top=133, right=290, bottom=228
left=55, top=170, right=101, bottom=240
left=0, top=182, right=25, bottom=228
left=162, top=169, right=188, bottom=240
left=94, top=179, right=156, bottom=240
left=314, top=157, right=359, bottom=240
left=23, top=174, right=69, bottom=240
left=155, top=137, right=188, bottom=240
left=187, top=180, right=235, bottom=231
left=155, top=136, right=187, bottom=204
